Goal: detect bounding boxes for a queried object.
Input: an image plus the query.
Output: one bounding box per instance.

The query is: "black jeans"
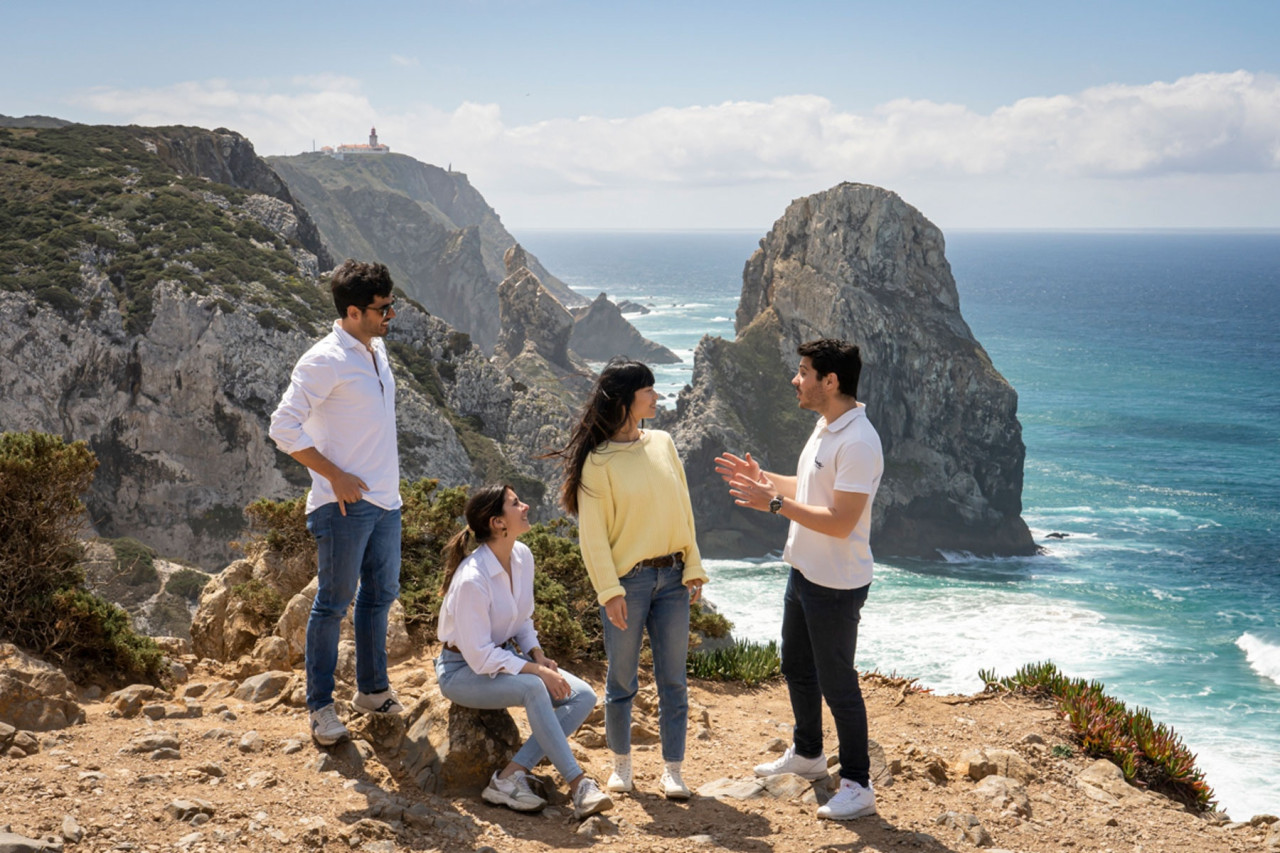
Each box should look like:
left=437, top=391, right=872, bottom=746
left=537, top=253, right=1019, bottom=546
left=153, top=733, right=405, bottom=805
left=780, top=567, right=871, bottom=786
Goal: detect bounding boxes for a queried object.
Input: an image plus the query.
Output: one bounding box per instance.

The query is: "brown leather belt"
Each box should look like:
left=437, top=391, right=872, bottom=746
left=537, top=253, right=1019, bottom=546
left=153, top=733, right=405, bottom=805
left=635, top=552, right=683, bottom=569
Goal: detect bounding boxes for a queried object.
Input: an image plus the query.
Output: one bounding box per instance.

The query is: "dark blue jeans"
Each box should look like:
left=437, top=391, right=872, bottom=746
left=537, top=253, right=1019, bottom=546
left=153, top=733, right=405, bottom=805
left=304, top=500, right=401, bottom=711
left=780, top=567, right=871, bottom=786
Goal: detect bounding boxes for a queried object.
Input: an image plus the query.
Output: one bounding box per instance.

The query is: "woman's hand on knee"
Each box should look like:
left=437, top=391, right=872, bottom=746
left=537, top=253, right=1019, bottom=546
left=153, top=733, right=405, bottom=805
left=537, top=666, right=572, bottom=701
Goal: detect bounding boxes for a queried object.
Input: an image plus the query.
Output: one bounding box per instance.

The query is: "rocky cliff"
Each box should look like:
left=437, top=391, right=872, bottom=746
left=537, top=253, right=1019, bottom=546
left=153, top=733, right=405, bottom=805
left=570, top=292, right=680, bottom=364
left=269, top=152, right=581, bottom=353
left=0, top=124, right=571, bottom=568
left=673, top=183, right=1037, bottom=558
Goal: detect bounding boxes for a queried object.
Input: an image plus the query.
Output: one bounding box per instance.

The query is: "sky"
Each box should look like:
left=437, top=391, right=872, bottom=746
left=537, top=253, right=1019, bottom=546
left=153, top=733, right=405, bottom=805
left=4, top=0, right=1280, bottom=231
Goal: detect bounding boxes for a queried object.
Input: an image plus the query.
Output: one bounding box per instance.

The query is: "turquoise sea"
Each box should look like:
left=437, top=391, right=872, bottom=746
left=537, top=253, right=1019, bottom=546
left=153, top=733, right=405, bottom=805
left=518, top=229, right=1280, bottom=820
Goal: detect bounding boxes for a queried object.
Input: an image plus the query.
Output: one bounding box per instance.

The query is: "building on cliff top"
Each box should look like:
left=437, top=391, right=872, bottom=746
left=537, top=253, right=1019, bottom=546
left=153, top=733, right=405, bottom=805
left=321, top=127, right=390, bottom=159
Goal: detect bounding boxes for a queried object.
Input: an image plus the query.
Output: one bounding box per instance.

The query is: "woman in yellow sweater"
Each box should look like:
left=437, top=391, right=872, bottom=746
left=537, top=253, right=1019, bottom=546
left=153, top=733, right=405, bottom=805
left=554, top=357, right=709, bottom=800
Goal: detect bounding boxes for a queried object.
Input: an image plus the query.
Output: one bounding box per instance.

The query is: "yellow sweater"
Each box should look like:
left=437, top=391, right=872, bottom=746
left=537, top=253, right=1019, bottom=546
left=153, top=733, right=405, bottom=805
left=578, top=429, right=708, bottom=605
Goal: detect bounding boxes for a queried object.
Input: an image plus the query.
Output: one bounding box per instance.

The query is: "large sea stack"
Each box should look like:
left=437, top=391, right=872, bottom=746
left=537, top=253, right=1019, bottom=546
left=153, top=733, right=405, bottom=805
left=673, top=183, right=1037, bottom=559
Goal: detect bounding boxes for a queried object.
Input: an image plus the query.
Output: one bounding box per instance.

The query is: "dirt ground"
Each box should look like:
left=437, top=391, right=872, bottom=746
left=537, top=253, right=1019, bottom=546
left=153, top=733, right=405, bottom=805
left=1, top=649, right=1272, bottom=853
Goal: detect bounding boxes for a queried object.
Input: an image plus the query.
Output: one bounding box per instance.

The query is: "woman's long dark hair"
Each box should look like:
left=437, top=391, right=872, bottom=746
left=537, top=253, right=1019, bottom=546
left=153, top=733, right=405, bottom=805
left=440, top=483, right=513, bottom=596
left=549, top=357, right=655, bottom=516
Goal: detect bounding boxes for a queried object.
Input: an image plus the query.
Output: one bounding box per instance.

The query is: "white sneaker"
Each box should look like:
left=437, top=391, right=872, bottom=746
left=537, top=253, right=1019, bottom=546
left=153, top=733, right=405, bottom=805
left=817, top=778, right=876, bottom=820
left=753, top=744, right=829, bottom=780
left=572, top=776, right=614, bottom=820
left=661, top=766, right=691, bottom=800
left=309, top=704, right=350, bottom=746
left=481, top=770, right=546, bottom=812
left=353, top=688, right=404, bottom=715
left=606, top=753, right=633, bottom=793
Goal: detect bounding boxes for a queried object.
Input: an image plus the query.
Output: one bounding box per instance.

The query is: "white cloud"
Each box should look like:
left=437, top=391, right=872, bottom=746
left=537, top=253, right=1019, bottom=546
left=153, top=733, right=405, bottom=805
left=70, top=71, right=1280, bottom=228
left=389, top=55, right=419, bottom=68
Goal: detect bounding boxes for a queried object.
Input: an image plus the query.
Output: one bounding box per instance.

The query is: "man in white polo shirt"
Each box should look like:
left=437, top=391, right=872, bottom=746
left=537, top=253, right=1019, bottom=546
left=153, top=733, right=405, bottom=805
left=269, top=259, right=405, bottom=746
left=715, top=338, right=883, bottom=820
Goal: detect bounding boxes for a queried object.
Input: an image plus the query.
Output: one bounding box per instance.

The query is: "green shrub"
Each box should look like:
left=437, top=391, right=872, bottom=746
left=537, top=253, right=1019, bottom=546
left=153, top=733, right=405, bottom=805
left=0, top=431, right=164, bottom=685
left=231, top=578, right=285, bottom=625
left=398, top=479, right=469, bottom=632
left=980, top=661, right=1215, bottom=811
left=691, top=603, right=731, bottom=640
left=243, top=494, right=313, bottom=559
left=110, top=537, right=157, bottom=585
left=522, top=518, right=600, bottom=663
left=165, top=567, right=211, bottom=602
left=688, top=639, right=781, bottom=687
left=0, top=432, right=96, bottom=610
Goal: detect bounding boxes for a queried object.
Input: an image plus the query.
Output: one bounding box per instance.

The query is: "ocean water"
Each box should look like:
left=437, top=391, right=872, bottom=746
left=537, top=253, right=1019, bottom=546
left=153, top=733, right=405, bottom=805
left=518, top=228, right=1280, bottom=819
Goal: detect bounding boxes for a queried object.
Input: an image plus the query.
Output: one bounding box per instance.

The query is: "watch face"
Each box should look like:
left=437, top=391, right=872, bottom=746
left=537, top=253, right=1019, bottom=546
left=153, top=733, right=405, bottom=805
left=769, top=496, right=783, bottom=513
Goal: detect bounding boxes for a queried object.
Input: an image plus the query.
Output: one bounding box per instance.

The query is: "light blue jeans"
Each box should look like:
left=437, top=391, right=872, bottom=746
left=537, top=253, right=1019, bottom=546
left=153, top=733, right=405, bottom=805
left=600, top=560, right=690, bottom=762
left=434, top=647, right=596, bottom=783
left=305, top=500, right=401, bottom=711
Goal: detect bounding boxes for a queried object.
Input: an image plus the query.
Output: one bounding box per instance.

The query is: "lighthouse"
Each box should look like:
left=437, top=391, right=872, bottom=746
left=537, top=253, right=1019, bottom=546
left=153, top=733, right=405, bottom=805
left=369, top=127, right=379, bottom=147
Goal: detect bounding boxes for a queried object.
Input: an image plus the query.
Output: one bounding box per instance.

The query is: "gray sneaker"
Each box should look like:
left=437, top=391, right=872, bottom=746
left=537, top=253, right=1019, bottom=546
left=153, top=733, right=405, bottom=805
left=572, top=776, right=614, bottom=820
left=309, top=704, right=350, bottom=747
left=353, top=688, right=404, bottom=715
left=817, top=778, right=876, bottom=820
left=481, top=770, right=546, bottom=812
left=753, top=744, right=829, bottom=780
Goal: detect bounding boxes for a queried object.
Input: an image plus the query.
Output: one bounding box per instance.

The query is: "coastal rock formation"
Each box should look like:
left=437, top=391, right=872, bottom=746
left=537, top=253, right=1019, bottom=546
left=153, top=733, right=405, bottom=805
left=494, top=250, right=595, bottom=408
left=143, top=127, right=334, bottom=273
left=0, top=123, right=572, bottom=567
left=673, top=183, right=1036, bottom=558
left=570, top=292, right=680, bottom=364
left=270, top=152, right=582, bottom=353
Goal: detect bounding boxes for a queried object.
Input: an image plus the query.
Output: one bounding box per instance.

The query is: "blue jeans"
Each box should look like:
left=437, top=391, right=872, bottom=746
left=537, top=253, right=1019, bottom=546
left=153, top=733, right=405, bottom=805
left=305, top=500, right=401, bottom=711
left=434, top=648, right=596, bottom=783
left=780, top=568, right=871, bottom=786
left=600, top=561, right=690, bottom=762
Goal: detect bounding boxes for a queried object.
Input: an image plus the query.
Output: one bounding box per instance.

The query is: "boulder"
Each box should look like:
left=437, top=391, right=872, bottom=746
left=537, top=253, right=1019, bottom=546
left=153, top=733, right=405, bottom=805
left=974, top=775, right=1031, bottom=817
left=233, top=671, right=292, bottom=704
left=107, top=684, right=171, bottom=718
left=399, top=685, right=522, bottom=794
left=0, top=644, right=84, bottom=731
left=935, top=811, right=993, bottom=847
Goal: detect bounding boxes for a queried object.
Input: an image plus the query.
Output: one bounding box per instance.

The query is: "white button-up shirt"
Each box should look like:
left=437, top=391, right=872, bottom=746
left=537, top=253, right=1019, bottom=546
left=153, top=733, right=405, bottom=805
left=269, top=320, right=401, bottom=513
left=438, top=542, right=541, bottom=677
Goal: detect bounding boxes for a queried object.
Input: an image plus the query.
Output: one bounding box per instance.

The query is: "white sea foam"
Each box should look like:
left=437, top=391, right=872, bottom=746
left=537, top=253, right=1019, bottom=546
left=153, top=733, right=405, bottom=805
left=702, top=558, right=1159, bottom=696
left=1237, top=633, right=1280, bottom=688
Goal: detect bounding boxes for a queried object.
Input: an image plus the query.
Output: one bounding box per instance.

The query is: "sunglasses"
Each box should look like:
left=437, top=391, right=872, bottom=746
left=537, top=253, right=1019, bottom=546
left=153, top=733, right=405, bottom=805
left=365, top=301, right=395, bottom=318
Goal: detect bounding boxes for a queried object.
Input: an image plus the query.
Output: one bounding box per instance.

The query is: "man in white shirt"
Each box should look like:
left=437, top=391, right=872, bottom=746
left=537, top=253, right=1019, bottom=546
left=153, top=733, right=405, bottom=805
left=269, top=259, right=405, bottom=746
left=715, top=338, right=884, bottom=821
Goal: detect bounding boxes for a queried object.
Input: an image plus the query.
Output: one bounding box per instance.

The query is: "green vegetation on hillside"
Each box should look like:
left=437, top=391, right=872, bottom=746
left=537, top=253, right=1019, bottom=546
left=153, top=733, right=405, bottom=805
left=0, top=125, right=327, bottom=335
left=0, top=431, right=165, bottom=685
left=981, top=661, right=1215, bottom=811
left=243, top=481, right=733, bottom=666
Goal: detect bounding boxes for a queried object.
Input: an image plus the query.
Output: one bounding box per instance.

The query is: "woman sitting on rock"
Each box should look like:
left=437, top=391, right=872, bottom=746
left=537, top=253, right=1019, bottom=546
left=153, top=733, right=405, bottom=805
left=435, top=484, right=612, bottom=820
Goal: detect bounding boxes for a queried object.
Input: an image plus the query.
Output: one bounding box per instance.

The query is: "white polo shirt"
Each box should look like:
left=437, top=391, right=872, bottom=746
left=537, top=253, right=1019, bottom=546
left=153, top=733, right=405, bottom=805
left=782, top=403, right=883, bottom=590
left=269, top=320, right=401, bottom=513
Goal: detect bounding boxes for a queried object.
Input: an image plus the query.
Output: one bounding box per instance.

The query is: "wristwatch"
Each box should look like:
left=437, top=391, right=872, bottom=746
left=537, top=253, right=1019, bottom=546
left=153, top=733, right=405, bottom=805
left=768, top=495, right=784, bottom=514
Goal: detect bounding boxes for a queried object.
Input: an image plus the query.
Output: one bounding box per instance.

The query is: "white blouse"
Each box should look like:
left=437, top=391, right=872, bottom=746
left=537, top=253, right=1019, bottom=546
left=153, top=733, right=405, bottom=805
left=438, top=542, right=540, bottom=677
